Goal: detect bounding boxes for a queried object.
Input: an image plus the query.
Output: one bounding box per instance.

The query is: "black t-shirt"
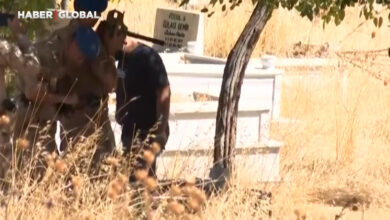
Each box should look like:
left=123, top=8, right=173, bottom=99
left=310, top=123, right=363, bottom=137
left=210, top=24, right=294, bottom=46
left=115, top=44, right=169, bottom=130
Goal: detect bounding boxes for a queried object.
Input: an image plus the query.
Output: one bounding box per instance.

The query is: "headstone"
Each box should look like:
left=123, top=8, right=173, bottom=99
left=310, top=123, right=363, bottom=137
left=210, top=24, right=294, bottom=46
left=153, top=8, right=204, bottom=54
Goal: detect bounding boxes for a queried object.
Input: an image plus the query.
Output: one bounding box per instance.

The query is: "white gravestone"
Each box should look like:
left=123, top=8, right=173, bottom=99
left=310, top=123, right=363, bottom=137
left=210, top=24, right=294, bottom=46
left=153, top=8, right=204, bottom=54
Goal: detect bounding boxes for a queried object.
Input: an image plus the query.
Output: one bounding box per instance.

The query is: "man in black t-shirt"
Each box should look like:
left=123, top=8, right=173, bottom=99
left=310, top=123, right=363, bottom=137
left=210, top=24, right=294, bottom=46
left=115, top=38, right=170, bottom=180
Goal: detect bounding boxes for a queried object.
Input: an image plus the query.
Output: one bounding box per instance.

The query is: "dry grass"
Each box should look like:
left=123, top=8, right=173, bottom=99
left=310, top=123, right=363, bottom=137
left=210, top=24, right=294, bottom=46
left=268, top=59, right=390, bottom=218
left=102, top=1, right=390, bottom=57
left=1, top=0, right=390, bottom=219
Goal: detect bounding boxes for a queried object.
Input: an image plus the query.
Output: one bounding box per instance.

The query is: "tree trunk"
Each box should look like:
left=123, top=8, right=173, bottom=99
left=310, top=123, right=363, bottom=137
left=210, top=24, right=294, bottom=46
left=213, top=1, right=273, bottom=170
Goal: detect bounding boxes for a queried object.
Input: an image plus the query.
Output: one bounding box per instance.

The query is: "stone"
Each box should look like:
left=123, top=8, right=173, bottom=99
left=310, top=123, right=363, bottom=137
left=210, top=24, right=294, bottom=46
left=153, top=8, right=204, bottom=54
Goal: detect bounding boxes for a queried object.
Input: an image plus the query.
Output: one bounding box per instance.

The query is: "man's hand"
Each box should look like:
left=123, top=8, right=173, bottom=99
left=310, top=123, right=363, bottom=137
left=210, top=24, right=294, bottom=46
left=63, top=93, right=79, bottom=106
left=155, top=85, right=170, bottom=138
left=91, top=57, right=117, bottom=93
left=1, top=99, right=16, bottom=112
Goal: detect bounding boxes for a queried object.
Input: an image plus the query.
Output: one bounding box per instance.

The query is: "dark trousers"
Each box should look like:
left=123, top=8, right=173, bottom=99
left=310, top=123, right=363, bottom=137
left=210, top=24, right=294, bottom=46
left=121, top=123, right=159, bottom=182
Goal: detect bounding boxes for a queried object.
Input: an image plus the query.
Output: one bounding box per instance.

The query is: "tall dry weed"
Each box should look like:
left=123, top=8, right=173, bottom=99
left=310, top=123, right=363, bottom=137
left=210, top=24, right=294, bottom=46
left=4, top=1, right=390, bottom=219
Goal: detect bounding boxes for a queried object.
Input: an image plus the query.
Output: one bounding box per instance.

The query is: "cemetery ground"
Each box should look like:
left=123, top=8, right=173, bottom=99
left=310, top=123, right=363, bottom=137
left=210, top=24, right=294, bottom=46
left=4, top=66, right=390, bottom=219
left=2, top=1, right=390, bottom=219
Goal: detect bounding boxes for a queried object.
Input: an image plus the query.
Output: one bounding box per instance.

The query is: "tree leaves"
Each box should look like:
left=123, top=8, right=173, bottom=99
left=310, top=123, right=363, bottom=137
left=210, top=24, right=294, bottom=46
left=199, top=0, right=248, bottom=16
left=0, top=0, right=55, bottom=41
left=363, top=6, right=370, bottom=20
left=208, top=11, right=215, bottom=17
left=295, top=1, right=315, bottom=21
left=186, top=0, right=390, bottom=29
left=210, top=0, right=219, bottom=7
left=179, top=0, right=190, bottom=7
left=378, top=16, right=383, bottom=27
left=339, top=10, right=345, bottom=20
left=373, top=16, right=383, bottom=28
left=201, top=7, right=209, bottom=13
left=388, top=12, right=390, bottom=23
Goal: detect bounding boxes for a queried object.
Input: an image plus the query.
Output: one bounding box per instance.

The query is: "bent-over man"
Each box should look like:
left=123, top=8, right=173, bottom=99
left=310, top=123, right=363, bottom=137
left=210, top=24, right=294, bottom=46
left=115, top=38, right=171, bottom=181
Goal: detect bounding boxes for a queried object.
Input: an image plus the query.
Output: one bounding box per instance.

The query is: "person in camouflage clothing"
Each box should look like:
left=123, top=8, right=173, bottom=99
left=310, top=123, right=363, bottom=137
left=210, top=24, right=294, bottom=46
left=58, top=9, right=126, bottom=173
left=0, top=17, right=101, bottom=180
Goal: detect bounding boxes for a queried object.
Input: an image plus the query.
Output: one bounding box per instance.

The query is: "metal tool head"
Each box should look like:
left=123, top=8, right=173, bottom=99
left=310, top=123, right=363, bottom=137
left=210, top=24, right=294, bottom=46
left=106, top=10, right=127, bottom=35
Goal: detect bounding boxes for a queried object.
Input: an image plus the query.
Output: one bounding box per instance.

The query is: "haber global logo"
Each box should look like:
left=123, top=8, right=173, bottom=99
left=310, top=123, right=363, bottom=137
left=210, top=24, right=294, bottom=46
left=17, top=10, right=100, bottom=20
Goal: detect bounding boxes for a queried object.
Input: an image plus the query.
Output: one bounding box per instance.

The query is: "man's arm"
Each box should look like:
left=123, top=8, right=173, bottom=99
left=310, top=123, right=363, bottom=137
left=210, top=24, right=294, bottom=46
left=7, top=18, right=34, bottom=54
left=115, top=78, right=127, bottom=125
left=6, top=18, right=79, bottom=107
left=114, top=51, right=127, bottom=125
left=155, top=84, right=171, bottom=137
left=24, top=82, right=78, bottom=106
left=91, top=56, right=117, bottom=94
left=148, top=48, right=170, bottom=139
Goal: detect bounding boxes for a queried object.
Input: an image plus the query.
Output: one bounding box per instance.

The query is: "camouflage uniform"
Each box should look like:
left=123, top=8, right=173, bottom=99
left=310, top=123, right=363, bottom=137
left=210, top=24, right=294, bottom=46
left=0, top=38, right=40, bottom=108
left=12, top=30, right=73, bottom=153
left=57, top=51, right=117, bottom=172
left=12, top=25, right=101, bottom=180
left=25, top=20, right=96, bottom=150
left=0, top=38, right=45, bottom=145
left=0, top=36, right=58, bottom=181
left=0, top=108, right=13, bottom=187
left=0, top=68, right=5, bottom=111
left=43, top=20, right=80, bottom=46
left=38, top=20, right=115, bottom=171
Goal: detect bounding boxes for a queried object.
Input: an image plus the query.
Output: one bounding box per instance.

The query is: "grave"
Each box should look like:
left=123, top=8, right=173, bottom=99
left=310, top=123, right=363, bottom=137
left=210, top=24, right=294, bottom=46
left=153, top=9, right=282, bottom=181
left=105, top=7, right=285, bottom=183
left=153, top=7, right=204, bottom=54
left=155, top=66, right=284, bottom=183
left=164, top=63, right=284, bottom=119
